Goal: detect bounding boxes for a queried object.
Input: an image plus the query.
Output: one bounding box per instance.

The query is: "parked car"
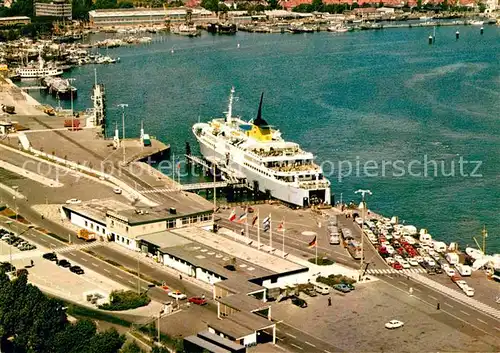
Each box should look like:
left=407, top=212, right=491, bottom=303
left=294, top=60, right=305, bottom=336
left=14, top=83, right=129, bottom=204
left=58, top=259, right=71, bottom=268
left=342, top=283, right=355, bottom=291
left=408, top=258, right=419, bottom=266
left=66, top=199, right=82, bottom=205
left=333, top=284, right=351, bottom=293
left=113, top=188, right=122, bottom=194
left=392, top=262, right=403, bottom=270
left=188, top=297, right=207, bottom=305
left=463, top=286, right=475, bottom=297
left=70, top=266, right=84, bottom=275
left=385, top=320, right=404, bottom=329
left=291, top=297, right=307, bottom=308
left=445, top=268, right=456, bottom=277
left=168, top=291, right=187, bottom=300
left=42, top=252, right=58, bottom=261
left=303, top=288, right=317, bottom=297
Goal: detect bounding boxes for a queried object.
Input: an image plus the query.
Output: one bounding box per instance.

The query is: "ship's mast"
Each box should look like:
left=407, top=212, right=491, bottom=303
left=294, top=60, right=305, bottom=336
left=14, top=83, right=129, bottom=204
left=226, top=86, right=235, bottom=124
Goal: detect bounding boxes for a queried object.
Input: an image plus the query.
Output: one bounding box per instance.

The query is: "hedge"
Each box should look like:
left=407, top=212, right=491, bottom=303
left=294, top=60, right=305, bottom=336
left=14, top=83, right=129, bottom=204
left=99, top=290, right=151, bottom=311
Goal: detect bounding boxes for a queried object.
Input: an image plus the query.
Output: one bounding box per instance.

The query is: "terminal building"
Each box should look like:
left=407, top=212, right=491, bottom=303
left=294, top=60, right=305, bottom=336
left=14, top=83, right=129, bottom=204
left=88, top=8, right=215, bottom=28
left=35, top=0, right=72, bottom=19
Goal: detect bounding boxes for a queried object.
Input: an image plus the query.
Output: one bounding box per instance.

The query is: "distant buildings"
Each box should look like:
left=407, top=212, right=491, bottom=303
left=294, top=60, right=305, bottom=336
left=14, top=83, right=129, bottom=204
left=88, top=8, right=215, bottom=28
left=0, top=16, right=31, bottom=26
left=35, top=0, right=72, bottom=19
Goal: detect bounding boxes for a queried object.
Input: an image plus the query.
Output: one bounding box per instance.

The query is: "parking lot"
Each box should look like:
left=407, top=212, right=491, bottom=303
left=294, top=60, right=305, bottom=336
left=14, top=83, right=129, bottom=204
left=271, top=280, right=500, bottom=352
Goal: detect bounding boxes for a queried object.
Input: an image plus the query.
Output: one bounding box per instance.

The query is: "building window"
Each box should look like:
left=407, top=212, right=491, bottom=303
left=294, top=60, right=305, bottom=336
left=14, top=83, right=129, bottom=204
left=90, top=224, right=94, bottom=230
left=96, top=226, right=100, bottom=232
left=126, top=239, right=130, bottom=245
left=126, top=226, right=129, bottom=233
left=85, top=220, right=88, bottom=227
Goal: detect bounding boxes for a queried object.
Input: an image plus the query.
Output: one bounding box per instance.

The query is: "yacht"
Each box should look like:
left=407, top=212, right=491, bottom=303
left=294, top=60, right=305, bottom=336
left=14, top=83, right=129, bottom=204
left=15, top=54, right=62, bottom=78
left=469, top=20, right=484, bottom=26
left=173, top=24, right=201, bottom=37
left=192, top=88, right=331, bottom=207
left=327, top=24, right=349, bottom=33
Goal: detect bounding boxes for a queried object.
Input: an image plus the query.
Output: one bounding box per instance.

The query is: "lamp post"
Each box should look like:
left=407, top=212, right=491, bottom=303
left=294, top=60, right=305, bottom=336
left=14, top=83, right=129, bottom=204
left=5, top=221, right=12, bottom=265
left=117, top=104, right=128, bottom=164
left=355, top=189, right=372, bottom=282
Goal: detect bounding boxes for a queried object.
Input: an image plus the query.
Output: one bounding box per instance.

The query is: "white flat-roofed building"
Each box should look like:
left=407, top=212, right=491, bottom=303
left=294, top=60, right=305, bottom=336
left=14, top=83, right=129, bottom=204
left=0, top=16, right=31, bottom=26
left=35, top=1, right=72, bottom=19
left=88, top=8, right=215, bottom=27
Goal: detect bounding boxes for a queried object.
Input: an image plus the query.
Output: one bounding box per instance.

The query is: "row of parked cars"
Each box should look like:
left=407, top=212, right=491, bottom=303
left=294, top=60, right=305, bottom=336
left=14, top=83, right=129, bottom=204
left=42, top=252, right=84, bottom=274
left=0, top=229, right=37, bottom=251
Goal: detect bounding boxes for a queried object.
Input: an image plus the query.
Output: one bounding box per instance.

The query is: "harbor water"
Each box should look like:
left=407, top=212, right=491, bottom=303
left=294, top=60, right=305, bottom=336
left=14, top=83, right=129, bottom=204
left=26, top=25, right=500, bottom=252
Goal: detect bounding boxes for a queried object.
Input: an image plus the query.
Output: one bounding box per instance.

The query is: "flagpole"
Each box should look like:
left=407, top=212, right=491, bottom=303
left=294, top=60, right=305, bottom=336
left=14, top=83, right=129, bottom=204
left=269, top=215, right=272, bottom=249
left=282, top=218, right=285, bottom=258
left=245, top=206, right=249, bottom=240
left=257, top=210, right=260, bottom=251
left=171, top=152, right=175, bottom=182
left=316, top=235, right=318, bottom=265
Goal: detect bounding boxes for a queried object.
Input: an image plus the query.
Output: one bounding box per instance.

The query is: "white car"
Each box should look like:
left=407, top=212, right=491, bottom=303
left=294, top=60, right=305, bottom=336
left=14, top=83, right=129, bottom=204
left=424, top=257, right=436, bottom=267
left=113, top=188, right=122, bottom=194
left=66, top=199, right=82, bottom=205
left=441, top=263, right=450, bottom=271
left=167, top=291, right=187, bottom=300
left=414, top=256, right=424, bottom=263
left=445, top=268, right=455, bottom=277
left=1, top=234, right=11, bottom=240
left=456, top=280, right=468, bottom=290
left=385, top=245, right=395, bottom=255
left=463, top=286, right=475, bottom=297
left=385, top=320, right=404, bottom=329
left=408, top=258, right=419, bottom=266
left=385, top=257, right=395, bottom=265
left=400, top=260, right=411, bottom=269
left=394, top=255, right=403, bottom=262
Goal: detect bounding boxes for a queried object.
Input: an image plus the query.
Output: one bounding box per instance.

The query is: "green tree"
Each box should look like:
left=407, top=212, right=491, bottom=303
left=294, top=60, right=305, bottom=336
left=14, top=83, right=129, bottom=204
left=53, top=319, right=97, bottom=353
left=121, top=341, right=144, bottom=353
left=417, top=0, right=422, bottom=8
left=267, top=0, right=282, bottom=9
left=311, top=0, right=323, bottom=11
left=477, top=2, right=486, bottom=12
left=119, top=1, right=135, bottom=8
left=151, top=347, right=170, bottom=353
left=87, top=328, right=125, bottom=353
left=201, top=0, right=220, bottom=12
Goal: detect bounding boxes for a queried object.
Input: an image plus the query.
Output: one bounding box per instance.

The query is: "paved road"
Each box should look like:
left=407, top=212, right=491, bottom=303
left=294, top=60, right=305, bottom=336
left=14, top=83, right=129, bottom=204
left=274, top=322, right=343, bottom=353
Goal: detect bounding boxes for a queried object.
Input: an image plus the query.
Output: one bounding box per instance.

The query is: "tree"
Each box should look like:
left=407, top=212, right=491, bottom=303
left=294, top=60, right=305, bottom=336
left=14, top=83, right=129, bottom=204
left=267, top=0, right=282, bottom=9
left=417, top=0, right=422, bottom=8
left=151, top=347, right=170, bottom=353
left=87, top=328, right=125, bottom=353
left=121, top=341, right=144, bottom=353
left=119, top=1, right=135, bottom=8
left=201, top=0, right=220, bottom=12
left=53, top=319, right=97, bottom=353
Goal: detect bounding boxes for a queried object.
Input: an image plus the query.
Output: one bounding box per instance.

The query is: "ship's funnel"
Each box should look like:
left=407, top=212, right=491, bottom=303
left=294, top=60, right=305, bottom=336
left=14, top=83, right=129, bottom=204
left=254, top=92, right=269, bottom=127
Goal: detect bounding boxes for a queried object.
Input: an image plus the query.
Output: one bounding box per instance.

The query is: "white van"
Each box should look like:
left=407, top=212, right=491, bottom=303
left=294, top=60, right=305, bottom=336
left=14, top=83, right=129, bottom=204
left=446, top=252, right=459, bottom=265
left=455, top=264, right=472, bottom=276
left=312, top=282, right=331, bottom=295
left=329, top=234, right=340, bottom=245
left=433, top=241, right=447, bottom=253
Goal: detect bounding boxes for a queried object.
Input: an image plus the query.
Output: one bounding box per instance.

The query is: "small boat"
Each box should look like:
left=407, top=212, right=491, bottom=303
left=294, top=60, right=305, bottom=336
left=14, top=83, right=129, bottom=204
left=465, top=247, right=484, bottom=260
left=469, top=20, right=484, bottom=26
left=173, top=24, right=201, bottom=37
left=327, top=24, right=349, bottom=33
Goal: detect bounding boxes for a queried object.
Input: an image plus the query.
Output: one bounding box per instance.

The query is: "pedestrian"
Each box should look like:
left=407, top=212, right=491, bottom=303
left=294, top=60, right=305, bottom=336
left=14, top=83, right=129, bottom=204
left=30, top=259, right=34, bottom=267
left=179, top=274, right=182, bottom=281
left=328, top=297, right=331, bottom=306
left=202, top=294, right=205, bottom=300
left=41, top=215, right=44, bottom=220
left=437, top=302, right=440, bottom=310
left=240, top=229, right=244, bottom=236
left=409, top=287, right=413, bottom=296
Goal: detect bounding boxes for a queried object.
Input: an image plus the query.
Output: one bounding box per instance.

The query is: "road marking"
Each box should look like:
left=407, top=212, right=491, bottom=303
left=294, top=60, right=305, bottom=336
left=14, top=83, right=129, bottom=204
left=387, top=275, right=393, bottom=279
left=104, top=269, right=110, bottom=273
left=324, top=350, right=332, bottom=353
left=290, top=343, right=303, bottom=350
left=428, top=295, right=438, bottom=300
left=305, top=341, right=316, bottom=348
left=495, top=327, right=500, bottom=332
left=413, top=287, right=421, bottom=292
left=38, top=238, right=48, bottom=243
left=116, top=274, right=122, bottom=279
left=70, top=252, right=76, bottom=256
left=92, top=263, right=98, bottom=267
left=128, top=280, right=135, bottom=284
left=275, top=345, right=286, bottom=351
left=460, top=310, right=470, bottom=316
left=81, top=258, right=88, bottom=262
left=398, top=280, right=408, bottom=286
left=477, top=318, right=487, bottom=324
left=444, top=302, right=453, bottom=308
left=285, top=333, right=297, bottom=339
left=276, top=328, right=281, bottom=332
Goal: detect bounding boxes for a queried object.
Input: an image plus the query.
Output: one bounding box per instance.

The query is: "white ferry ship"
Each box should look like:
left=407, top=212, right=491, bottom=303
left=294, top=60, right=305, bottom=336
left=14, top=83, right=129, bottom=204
left=15, top=54, right=63, bottom=79
left=192, top=87, right=331, bottom=207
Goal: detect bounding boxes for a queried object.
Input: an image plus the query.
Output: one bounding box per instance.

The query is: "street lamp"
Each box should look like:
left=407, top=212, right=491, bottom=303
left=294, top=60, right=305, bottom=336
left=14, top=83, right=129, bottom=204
left=117, top=104, right=128, bottom=164
left=5, top=220, right=13, bottom=265
left=355, top=189, right=372, bottom=282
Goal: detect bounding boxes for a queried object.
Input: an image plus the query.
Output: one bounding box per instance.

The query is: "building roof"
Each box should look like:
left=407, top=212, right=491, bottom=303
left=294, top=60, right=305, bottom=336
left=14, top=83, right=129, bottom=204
left=89, top=7, right=212, bottom=18
left=197, top=330, right=245, bottom=351
left=108, top=192, right=213, bottom=226
left=62, top=199, right=135, bottom=226
left=183, top=335, right=231, bottom=353
left=208, top=318, right=255, bottom=340
left=228, top=311, right=275, bottom=331
left=137, top=230, right=192, bottom=249
left=172, top=227, right=307, bottom=276
left=214, top=277, right=264, bottom=295
left=218, top=293, right=270, bottom=313
left=160, top=242, right=273, bottom=279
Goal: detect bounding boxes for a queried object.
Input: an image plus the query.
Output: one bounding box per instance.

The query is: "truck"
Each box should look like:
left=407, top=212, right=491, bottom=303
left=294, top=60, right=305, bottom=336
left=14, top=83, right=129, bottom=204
left=2, top=105, right=15, bottom=114
left=446, top=252, right=460, bottom=265
left=455, top=264, right=472, bottom=276
left=77, top=229, right=96, bottom=242
left=64, top=119, right=80, bottom=130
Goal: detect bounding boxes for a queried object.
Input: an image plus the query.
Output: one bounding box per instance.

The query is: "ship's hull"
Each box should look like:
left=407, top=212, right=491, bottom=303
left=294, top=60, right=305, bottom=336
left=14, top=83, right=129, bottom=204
left=195, top=131, right=331, bottom=207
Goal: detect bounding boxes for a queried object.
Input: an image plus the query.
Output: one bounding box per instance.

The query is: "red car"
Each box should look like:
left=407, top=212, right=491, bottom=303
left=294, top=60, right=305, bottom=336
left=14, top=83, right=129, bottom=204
left=392, top=262, right=403, bottom=270
left=188, top=296, right=207, bottom=305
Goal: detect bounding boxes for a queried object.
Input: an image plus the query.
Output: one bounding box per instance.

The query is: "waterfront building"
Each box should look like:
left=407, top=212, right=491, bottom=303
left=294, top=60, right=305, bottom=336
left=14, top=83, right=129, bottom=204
left=35, top=0, right=72, bottom=19
left=88, top=7, right=215, bottom=28
left=0, top=16, right=30, bottom=27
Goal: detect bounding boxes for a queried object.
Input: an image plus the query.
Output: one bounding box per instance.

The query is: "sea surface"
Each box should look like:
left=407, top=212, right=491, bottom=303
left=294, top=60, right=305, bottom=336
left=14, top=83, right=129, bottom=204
left=26, top=25, right=500, bottom=253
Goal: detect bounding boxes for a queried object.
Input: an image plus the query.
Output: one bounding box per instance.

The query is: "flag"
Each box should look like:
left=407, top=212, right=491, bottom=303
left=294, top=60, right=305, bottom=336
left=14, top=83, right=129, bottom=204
left=176, top=159, right=181, bottom=169
left=277, top=219, right=284, bottom=232
left=228, top=209, right=236, bottom=221
left=262, top=215, right=270, bottom=226
left=308, top=236, right=317, bottom=248
left=237, top=212, right=247, bottom=223
left=263, top=223, right=270, bottom=232
left=252, top=214, right=258, bottom=226
left=317, top=221, right=322, bottom=228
